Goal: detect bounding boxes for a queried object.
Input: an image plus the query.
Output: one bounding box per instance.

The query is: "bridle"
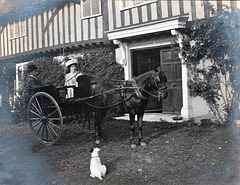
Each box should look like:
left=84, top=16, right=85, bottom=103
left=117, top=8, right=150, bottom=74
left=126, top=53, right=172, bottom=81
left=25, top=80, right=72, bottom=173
left=132, top=72, right=167, bottom=101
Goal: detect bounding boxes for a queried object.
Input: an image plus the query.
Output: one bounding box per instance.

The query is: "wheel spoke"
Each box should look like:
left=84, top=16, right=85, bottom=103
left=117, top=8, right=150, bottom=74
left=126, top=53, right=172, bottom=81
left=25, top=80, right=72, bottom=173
left=31, top=102, right=42, bottom=116
left=48, top=120, right=60, bottom=130
left=36, top=123, right=44, bottom=136
left=47, top=109, right=58, bottom=117
left=46, top=124, right=54, bottom=141
left=47, top=122, right=58, bottom=137
left=32, top=121, right=41, bottom=128
left=76, top=112, right=95, bottom=133
left=35, top=97, right=43, bottom=114
left=28, top=92, right=63, bottom=145
left=45, top=124, right=49, bottom=142
left=30, top=118, right=40, bottom=121
left=42, top=124, right=45, bottom=141
left=30, top=110, right=42, bottom=118
left=49, top=118, right=61, bottom=121
left=45, top=101, right=54, bottom=117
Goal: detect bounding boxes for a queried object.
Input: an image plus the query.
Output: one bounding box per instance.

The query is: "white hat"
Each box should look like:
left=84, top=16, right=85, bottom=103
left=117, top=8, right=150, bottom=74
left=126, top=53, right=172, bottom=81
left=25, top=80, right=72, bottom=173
left=66, top=58, right=78, bottom=68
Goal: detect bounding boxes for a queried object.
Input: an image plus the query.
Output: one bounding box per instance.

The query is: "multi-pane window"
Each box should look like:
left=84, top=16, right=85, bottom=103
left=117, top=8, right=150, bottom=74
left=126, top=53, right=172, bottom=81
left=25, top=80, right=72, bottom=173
left=82, top=0, right=101, bottom=18
left=123, top=0, right=153, bottom=8
left=16, top=62, right=29, bottom=96
left=9, top=19, right=26, bottom=39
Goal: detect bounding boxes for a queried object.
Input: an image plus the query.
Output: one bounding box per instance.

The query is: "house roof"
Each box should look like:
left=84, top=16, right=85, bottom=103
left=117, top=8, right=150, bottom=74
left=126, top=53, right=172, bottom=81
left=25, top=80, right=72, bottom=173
left=0, top=0, right=79, bottom=25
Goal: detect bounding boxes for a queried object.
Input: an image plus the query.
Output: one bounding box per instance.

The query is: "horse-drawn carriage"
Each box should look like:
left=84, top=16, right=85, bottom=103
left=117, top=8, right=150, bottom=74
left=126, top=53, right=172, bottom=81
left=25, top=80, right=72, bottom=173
left=27, top=68, right=168, bottom=148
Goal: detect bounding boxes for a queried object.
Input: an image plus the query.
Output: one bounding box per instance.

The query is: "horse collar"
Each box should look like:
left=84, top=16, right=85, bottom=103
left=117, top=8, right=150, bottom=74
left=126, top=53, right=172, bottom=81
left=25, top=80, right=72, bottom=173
left=131, top=78, right=147, bottom=100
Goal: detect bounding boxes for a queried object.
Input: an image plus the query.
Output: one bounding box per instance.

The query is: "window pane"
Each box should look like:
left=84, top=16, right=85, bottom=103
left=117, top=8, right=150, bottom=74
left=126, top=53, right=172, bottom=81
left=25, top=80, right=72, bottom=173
left=20, top=19, right=26, bottom=35
left=92, top=0, right=100, bottom=15
left=133, top=0, right=145, bottom=5
left=123, top=0, right=133, bottom=7
left=10, top=24, right=14, bottom=38
left=163, top=51, right=172, bottom=60
left=83, top=0, right=91, bottom=17
left=15, top=22, right=19, bottom=37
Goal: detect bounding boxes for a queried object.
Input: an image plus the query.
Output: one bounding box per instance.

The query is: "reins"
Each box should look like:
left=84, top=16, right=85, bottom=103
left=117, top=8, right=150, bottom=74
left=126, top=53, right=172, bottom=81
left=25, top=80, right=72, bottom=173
left=74, top=86, right=137, bottom=109
left=71, top=72, right=167, bottom=109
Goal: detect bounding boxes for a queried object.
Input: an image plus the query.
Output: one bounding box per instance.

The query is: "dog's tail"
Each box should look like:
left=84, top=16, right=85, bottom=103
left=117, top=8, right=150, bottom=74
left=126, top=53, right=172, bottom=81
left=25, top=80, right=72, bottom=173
left=101, top=165, right=107, bottom=177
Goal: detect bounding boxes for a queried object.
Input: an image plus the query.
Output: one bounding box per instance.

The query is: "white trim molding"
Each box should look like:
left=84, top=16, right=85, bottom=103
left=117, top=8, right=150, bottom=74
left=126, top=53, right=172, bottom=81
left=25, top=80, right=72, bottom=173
left=107, top=15, right=189, bottom=40
left=171, top=29, right=193, bottom=119
left=113, top=39, right=127, bottom=66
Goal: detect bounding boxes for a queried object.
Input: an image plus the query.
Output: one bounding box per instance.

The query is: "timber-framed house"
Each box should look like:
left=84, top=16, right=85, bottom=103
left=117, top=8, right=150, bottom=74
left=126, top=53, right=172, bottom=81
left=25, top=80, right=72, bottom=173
left=0, top=0, right=239, bottom=121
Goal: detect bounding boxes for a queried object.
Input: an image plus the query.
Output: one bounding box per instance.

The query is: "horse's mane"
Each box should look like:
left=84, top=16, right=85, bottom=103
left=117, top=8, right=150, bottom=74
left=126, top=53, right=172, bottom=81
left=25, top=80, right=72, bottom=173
left=135, top=70, right=154, bottom=81
left=135, top=70, right=167, bottom=85
left=135, top=71, right=154, bottom=84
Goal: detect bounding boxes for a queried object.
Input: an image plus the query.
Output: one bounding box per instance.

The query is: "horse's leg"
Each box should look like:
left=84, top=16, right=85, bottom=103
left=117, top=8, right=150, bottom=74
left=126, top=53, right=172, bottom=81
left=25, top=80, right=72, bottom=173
left=129, top=113, right=137, bottom=148
left=137, top=112, right=147, bottom=147
left=94, top=110, right=106, bottom=144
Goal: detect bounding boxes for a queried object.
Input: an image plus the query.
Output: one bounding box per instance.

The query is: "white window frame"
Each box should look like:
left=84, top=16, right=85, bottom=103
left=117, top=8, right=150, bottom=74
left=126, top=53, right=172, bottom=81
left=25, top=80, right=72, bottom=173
left=15, top=61, right=31, bottom=97
left=81, top=0, right=102, bottom=19
left=0, top=93, right=2, bottom=107
left=121, top=0, right=157, bottom=11
left=9, top=19, right=27, bottom=40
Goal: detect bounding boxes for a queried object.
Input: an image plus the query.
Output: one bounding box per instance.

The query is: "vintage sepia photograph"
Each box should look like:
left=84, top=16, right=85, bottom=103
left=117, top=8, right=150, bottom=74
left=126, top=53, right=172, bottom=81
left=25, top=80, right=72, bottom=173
left=0, top=0, right=240, bottom=184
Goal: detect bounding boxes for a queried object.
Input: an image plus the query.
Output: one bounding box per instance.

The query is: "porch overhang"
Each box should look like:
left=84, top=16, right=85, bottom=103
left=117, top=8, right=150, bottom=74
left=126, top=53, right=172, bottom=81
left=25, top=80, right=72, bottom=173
left=106, top=14, right=189, bottom=41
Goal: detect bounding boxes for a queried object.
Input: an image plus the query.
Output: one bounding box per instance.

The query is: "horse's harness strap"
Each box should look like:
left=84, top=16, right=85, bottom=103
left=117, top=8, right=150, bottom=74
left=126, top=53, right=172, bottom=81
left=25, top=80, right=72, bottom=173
left=131, top=75, right=167, bottom=100
left=81, top=85, right=134, bottom=109
left=131, top=78, right=147, bottom=100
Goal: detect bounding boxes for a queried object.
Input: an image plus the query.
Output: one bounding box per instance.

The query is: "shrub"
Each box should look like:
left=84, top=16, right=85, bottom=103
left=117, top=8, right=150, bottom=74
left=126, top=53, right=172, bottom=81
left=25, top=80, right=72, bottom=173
left=174, top=6, right=240, bottom=124
left=13, top=46, right=124, bottom=121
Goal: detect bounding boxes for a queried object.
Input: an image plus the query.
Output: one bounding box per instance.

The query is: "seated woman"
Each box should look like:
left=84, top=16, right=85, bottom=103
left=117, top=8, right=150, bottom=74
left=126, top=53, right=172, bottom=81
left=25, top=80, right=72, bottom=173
left=65, top=58, right=82, bottom=99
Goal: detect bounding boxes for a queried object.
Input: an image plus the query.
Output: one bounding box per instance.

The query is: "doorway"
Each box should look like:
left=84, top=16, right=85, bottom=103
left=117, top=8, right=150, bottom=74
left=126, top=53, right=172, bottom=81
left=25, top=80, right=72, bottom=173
left=132, top=47, right=182, bottom=113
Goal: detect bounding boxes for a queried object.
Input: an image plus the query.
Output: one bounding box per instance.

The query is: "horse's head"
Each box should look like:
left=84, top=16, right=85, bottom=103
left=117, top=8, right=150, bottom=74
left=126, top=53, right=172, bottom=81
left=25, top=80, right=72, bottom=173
left=151, top=67, right=168, bottom=100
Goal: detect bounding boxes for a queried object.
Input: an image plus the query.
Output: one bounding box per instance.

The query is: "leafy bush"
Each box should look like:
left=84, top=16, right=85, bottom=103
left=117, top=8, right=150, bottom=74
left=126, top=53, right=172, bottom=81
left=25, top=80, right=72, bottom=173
left=76, top=46, right=124, bottom=82
left=13, top=46, right=124, bottom=121
left=174, top=6, right=240, bottom=124
left=34, top=56, right=65, bottom=87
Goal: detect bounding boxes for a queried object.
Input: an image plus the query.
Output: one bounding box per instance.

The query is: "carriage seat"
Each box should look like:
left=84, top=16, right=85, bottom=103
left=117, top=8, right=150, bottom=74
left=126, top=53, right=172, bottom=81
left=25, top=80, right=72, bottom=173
left=75, top=74, right=93, bottom=97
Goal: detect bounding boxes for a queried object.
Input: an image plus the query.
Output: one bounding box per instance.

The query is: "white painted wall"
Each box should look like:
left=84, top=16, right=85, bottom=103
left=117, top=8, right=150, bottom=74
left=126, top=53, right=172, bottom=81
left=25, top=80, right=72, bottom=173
left=191, top=96, right=213, bottom=122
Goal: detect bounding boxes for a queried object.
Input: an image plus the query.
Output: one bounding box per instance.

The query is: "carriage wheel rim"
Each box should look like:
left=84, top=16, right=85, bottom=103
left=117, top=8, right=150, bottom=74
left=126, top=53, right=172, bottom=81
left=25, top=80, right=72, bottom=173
left=75, top=112, right=96, bottom=134
left=28, top=92, right=63, bottom=145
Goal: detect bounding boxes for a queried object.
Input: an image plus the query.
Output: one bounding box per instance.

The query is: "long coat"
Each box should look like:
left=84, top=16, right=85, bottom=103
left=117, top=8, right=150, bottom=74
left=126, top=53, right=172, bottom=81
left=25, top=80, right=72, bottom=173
left=26, top=74, right=42, bottom=90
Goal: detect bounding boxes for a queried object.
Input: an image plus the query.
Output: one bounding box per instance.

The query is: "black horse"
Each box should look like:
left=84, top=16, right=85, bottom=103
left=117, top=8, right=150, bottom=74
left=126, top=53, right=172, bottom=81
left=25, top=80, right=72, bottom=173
left=89, top=67, right=168, bottom=148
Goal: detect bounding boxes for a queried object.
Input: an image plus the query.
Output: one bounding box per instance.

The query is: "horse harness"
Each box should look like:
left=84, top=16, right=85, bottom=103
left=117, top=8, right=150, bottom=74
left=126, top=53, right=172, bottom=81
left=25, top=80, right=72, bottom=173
left=78, top=73, right=167, bottom=109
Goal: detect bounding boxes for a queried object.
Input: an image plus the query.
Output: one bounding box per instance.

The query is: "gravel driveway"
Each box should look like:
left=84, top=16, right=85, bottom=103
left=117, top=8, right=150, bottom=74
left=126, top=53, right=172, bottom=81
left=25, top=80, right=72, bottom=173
left=1, top=119, right=240, bottom=185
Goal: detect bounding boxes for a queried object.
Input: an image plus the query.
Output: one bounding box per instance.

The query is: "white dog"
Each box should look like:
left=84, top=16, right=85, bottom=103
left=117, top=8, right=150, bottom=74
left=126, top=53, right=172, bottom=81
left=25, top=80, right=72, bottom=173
left=90, top=148, right=107, bottom=180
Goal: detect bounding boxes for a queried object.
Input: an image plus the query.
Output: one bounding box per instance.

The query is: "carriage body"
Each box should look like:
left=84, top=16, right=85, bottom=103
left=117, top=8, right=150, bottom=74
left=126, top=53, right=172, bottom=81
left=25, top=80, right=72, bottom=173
left=27, top=75, right=95, bottom=145
left=27, top=70, right=168, bottom=146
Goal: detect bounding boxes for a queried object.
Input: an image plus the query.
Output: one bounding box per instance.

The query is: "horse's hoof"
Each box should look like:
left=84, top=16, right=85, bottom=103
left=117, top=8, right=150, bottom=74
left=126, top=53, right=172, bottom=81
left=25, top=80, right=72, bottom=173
left=95, top=140, right=101, bottom=145
left=140, top=141, right=147, bottom=147
left=131, top=143, right=137, bottom=149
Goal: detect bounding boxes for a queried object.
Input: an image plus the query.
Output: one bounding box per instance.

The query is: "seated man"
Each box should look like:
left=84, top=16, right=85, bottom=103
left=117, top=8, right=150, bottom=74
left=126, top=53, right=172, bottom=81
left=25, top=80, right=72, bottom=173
left=26, top=64, right=42, bottom=91
left=65, top=58, right=82, bottom=98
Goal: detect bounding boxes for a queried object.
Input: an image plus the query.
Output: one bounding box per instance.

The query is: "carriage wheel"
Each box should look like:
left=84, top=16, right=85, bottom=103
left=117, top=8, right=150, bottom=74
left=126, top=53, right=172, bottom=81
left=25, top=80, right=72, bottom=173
left=27, top=92, right=63, bottom=145
left=75, top=112, right=95, bottom=133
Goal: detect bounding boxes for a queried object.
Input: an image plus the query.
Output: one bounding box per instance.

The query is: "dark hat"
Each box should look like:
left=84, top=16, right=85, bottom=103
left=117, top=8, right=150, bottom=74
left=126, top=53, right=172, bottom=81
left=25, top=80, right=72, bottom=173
left=27, top=64, right=38, bottom=73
